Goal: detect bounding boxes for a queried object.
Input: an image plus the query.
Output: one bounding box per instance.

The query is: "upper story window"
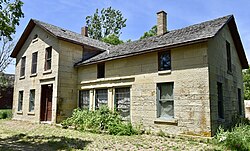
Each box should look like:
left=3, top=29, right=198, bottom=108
left=226, top=41, right=232, bottom=73
left=45, top=46, right=52, bottom=71
left=158, top=51, right=171, bottom=71
left=20, top=56, right=26, bottom=77
left=31, top=52, right=38, bottom=74
left=97, top=63, right=105, bottom=78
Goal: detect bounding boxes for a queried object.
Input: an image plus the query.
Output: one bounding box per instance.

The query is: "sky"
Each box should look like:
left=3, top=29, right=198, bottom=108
left=5, top=0, right=250, bottom=73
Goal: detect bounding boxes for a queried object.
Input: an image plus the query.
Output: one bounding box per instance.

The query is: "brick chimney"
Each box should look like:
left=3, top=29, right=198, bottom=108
left=157, top=11, right=167, bottom=36
left=81, top=26, right=88, bottom=37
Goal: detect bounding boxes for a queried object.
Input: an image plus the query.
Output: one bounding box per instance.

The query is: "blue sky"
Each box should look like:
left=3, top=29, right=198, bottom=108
left=5, top=0, right=250, bottom=73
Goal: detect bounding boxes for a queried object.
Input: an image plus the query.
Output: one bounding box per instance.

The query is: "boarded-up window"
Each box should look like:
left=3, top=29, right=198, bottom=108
left=238, top=88, right=242, bottom=115
left=31, top=52, right=38, bottom=74
left=226, top=41, right=232, bottom=72
left=157, top=82, right=174, bottom=119
left=217, top=82, right=224, bottom=119
left=115, top=88, right=130, bottom=121
left=18, top=91, right=23, bottom=111
left=20, top=57, right=26, bottom=77
left=158, top=51, right=171, bottom=71
left=29, top=89, right=35, bottom=112
left=97, top=63, right=105, bottom=78
left=45, top=46, right=52, bottom=71
left=79, top=90, right=89, bottom=109
left=95, top=89, right=108, bottom=109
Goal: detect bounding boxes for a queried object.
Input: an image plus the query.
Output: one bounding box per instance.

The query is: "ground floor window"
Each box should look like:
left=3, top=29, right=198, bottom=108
left=115, top=87, right=130, bottom=120
left=238, top=88, right=242, bottom=115
left=29, top=89, right=35, bottom=112
left=95, top=89, right=108, bottom=109
left=79, top=90, right=89, bottom=109
left=217, top=82, right=224, bottom=119
left=157, top=82, right=174, bottom=119
left=18, top=91, right=23, bottom=111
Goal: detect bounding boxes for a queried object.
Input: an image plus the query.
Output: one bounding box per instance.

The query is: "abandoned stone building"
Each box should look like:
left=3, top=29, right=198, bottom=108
left=11, top=11, right=248, bottom=136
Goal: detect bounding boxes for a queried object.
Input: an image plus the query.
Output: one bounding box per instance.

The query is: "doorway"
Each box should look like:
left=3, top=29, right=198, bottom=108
left=40, top=84, right=53, bottom=121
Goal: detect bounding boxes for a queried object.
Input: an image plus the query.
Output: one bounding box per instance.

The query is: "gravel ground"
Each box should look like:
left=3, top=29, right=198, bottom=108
left=0, top=119, right=224, bottom=151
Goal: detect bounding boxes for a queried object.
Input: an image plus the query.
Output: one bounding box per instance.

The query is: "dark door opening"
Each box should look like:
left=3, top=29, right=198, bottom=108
left=40, top=84, right=53, bottom=121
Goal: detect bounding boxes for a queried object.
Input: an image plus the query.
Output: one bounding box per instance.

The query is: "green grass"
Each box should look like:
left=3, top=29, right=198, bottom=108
left=0, top=119, right=223, bottom=150
left=0, top=109, right=12, bottom=119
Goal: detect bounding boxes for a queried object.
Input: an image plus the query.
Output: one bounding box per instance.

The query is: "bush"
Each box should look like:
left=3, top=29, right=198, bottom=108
left=62, top=106, right=140, bottom=135
left=215, top=124, right=250, bottom=151
left=0, top=109, right=12, bottom=119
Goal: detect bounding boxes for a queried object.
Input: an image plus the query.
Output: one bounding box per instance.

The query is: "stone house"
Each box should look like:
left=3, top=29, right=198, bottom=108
left=11, top=11, right=248, bottom=136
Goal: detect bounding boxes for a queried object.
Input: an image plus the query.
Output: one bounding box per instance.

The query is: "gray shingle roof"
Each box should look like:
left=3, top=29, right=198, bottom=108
left=76, top=15, right=232, bottom=66
left=32, top=19, right=111, bottom=51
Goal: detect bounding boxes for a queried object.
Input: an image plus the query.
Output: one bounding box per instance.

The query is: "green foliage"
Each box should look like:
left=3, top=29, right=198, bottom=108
left=140, top=25, right=157, bottom=39
left=86, top=7, right=126, bottom=40
left=0, top=0, right=24, bottom=40
left=101, top=34, right=123, bottom=45
left=215, top=124, right=250, bottom=151
left=243, top=66, right=250, bottom=100
left=62, top=106, right=139, bottom=136
left=0, top=109, right=12, bottom=119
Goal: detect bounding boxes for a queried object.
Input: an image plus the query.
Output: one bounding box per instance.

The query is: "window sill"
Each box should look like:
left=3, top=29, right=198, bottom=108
left=158, top=70, right=171, bottom=75
left=154, top=118, right=178, bottom=126
left=19, top=76, right=25, bottom=80
left=17, top=111, right=23, bottom=114
left=43, top=69, right=52, bottom=75
left=30, top=73, right=37, bottom=77
left=217, top=118, right=225, bottom=123
left=27, top=112, right=35, bottom=115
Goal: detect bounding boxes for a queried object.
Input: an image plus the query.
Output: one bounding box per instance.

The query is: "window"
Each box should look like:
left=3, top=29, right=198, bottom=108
left=31, top=52, right=38, bottom=74
left=18, top=91, right=23, bottom=111
left=45, top=46, right=52, bottom=71
left=158, top=51, right=171, bottom=71
left=226, top=41, right=232, bottom=72
left=95, top=89, right=108, bottom=109
left=115, top=88, right=130, bottom=120
left=97, top=63, right=105, bottom=78
left=20, top=56, right=26, bottom=77
left=157, top=82, right=174, bottom=119
left=217, top=82, right=224, bottom=119
left=29, top=90, right=35, bottom=112
left=79, top=90, right=89, bottom=109
left=238, top=88, right=242, bottom=115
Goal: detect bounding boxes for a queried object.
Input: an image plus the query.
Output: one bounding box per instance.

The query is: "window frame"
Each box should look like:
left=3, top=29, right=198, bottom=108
left=226, top=41, right=232, bottom=73
left=20, top=56, right=26, bottom=77
left=18, top=91, right=24, bottom=112
left=158, top=50, right=171, bottom=71
left=29, top=89, right=35, bottom=112
left=238, top=88, right=242, bottom=115
left=31, top=52, right=38, bottom=74
left=95, top=89, right=108, bottom=109
left=115, top=87, right=131, bottom=121
left=156, top=82, right=174, bottom=119
left=79, top=90, right=90, bottom=109
left=45, top=46, right=52, bottom=71
left=97, top=63, right=105, bottom=78
left=217, top=82, right=224, bottom=119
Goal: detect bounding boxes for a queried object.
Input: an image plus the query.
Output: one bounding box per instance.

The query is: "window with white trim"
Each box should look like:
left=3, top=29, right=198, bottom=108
left=79, top=90, right=89, bottom=109
left=95, top=89, right=108, bottom=109
left=18, top=91, right=23, bottom=111
left=115, top=87, right=130, bottom=120
left=29, top=89, right=35, bottom=112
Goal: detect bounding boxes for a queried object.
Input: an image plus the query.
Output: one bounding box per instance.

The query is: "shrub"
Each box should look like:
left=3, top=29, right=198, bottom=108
left=0, top=109, right=12, bottom=119
left=215, top=124, right=250, bottom=151
left=62, top=106, right=140, bottom=135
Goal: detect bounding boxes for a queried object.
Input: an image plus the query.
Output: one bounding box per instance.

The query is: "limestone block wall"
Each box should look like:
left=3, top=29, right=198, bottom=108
left=78, top=42, right=211, bottom=136
left=208, top=25, right=244, bottom=135
left=13, top=26, right=60, bottom=123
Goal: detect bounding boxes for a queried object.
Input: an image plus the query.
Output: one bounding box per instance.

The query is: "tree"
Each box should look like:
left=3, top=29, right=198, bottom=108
left=101, top=34, right=123, bottom=45
left=0, top=36, right=14, bottom=72
left=140, top=25, right=157, bottom=40
left=243, top=67, right=250, bottom=100
left=86, top=7, right=127, bottom=41
left=0, top=0, right=24, bottom=40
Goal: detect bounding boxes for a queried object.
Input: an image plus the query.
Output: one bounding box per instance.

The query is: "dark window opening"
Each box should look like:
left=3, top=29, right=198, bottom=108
left=217, top=82, right=224, bottom=119
left=31, top=52, right=38, bottom=74
left=45, top=46, right=52, bottom=71
left=18, top=91, right=23, bottom=111
left=79, top=90, right=89, bottom=109
left=238, top=88, right=242, bottom=115
left=95, top=89, right=108, bottom=109
left=158, top=51, right=171, bottom=71
left=97, top=63, right=105, bottom=78
left=20, top=57, right=26, bottom=77
left=226, top=41, right=232, bottom=72
left=29, top=89, right=35, bottom=112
